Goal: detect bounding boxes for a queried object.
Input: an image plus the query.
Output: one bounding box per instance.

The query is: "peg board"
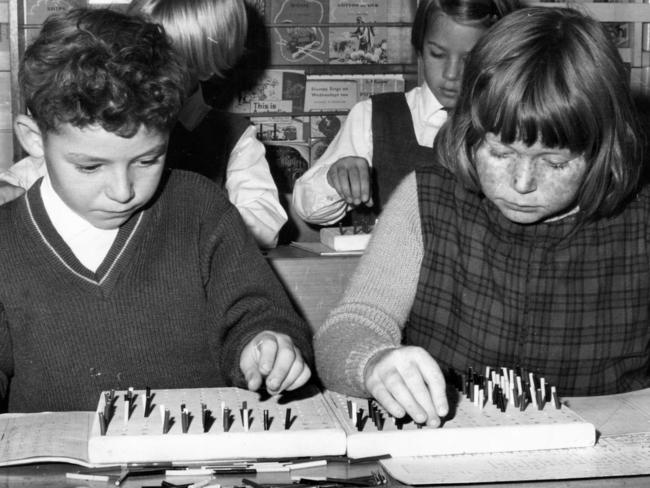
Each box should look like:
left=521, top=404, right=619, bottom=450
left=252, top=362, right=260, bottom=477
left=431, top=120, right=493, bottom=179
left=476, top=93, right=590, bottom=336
left=87, top=386, right=346, bottom=464
left=323, top=390, right=596, bottom=458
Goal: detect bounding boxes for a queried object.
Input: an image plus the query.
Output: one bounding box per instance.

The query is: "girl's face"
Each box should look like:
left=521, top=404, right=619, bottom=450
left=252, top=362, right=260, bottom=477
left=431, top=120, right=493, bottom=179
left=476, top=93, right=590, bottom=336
left=475, top=133, right=587, bottom=224
left=420, top=13, right=485, bottom=109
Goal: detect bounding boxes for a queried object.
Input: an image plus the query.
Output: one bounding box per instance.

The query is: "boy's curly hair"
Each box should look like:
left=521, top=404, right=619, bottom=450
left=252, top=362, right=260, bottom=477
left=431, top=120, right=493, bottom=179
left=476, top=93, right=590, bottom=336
left=19, top=8, right=189, bottom=137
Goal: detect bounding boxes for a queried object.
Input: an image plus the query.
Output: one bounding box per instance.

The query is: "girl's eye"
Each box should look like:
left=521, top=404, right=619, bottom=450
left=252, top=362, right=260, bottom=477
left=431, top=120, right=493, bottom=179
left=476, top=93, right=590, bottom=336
left=489, top=148, right=512, bottom=159
left=428, top=49, right=445, bottom=59
left=546, top=160, right=570, bottom=170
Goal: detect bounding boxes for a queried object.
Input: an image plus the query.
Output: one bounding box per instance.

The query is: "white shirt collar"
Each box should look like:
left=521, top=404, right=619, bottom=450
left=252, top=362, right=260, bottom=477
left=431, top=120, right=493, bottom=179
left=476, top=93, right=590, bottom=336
left=40, top=173, right=118, bottom=272
left=418, top=83, right=446, bottom=126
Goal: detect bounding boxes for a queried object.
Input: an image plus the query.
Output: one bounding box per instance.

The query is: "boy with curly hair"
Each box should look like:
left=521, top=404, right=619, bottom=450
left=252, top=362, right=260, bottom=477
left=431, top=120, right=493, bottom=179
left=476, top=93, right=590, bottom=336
left=0, top=8, right=312, bottom=412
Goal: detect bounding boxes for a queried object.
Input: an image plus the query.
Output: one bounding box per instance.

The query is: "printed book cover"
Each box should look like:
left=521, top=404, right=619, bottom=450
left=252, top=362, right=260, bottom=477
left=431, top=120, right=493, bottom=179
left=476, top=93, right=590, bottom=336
left=268, top=0, right=329, bottom=65
left=304, top=77, right=359, bottom=112
left=230, top=70, right=306, bottom=115
left=329, top=0, right=388, bottom=64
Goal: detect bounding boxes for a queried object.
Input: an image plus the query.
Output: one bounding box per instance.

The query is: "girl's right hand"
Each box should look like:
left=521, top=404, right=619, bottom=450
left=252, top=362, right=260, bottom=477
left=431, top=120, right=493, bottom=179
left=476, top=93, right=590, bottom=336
left=363, top=346, right=449, bottom=427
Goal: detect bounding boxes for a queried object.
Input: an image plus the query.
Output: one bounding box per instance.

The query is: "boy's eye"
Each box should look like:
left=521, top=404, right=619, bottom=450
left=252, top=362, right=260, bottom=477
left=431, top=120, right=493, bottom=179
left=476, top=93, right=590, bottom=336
left=138, top=158, right=160, bottom=166
left=76, top=164, right=101, bottom=173
left=137, top=155, right=165, bottom=167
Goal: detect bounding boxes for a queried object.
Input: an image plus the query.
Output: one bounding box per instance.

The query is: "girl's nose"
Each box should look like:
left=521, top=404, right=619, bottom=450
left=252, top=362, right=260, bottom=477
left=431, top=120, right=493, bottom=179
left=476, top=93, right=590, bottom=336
left=443, top=57, right=462, bottom=81
left=512, top=159, right=537, bottom=194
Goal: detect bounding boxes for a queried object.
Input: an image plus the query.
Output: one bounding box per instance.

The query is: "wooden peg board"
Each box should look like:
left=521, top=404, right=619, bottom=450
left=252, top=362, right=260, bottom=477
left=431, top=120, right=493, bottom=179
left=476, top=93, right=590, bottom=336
left=323, top=389, right=596, bottom=458
left=87, top=386, right=346, bottom=465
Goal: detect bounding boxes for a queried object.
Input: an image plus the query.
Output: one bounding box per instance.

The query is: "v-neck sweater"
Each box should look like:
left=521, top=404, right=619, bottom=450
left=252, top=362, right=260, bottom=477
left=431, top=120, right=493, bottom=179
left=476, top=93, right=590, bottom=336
left=0, top=170, right=312, bottom=412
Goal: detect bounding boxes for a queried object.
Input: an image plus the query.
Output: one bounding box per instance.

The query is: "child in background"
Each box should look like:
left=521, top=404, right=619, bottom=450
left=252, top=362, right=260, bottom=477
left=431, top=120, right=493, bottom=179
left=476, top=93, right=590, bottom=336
left=0, top=8, right=312, bottom=413
left=292, top=0, right=522, bottom=225
left=0, top=0, right=287, bottom=249
left=314, top=7, right=649, bottom=427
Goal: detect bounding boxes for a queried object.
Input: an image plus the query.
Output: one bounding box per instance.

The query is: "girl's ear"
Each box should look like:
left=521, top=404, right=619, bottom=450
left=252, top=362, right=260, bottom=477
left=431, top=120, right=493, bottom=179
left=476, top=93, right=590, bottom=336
left=13, top=114, right=45, bottom=158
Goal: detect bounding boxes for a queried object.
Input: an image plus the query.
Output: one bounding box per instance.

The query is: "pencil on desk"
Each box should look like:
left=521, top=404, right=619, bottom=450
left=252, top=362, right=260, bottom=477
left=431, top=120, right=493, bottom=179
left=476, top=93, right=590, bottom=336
left=66, top=472, right=111, bottom=482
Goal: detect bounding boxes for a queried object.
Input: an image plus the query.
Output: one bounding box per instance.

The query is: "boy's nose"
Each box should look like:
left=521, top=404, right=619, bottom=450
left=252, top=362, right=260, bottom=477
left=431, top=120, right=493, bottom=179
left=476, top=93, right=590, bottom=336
left=107, top=172, right=135, bottom=203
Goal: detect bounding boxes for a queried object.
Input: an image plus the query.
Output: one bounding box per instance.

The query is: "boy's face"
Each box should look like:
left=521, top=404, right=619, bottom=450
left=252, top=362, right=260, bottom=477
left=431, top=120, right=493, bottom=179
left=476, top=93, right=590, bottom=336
left=420, top=13, right=485, bottom=109
left=475, top=133, right=587, bottom=224
left=42, top=123, right=168, bottom=230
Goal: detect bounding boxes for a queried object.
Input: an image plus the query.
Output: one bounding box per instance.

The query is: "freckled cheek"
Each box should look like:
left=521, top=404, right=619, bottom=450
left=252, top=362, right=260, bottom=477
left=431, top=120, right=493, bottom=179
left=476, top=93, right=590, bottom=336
left=477, top=162, right=510, bottom=197
left=540, top=172, right=584, bottom=208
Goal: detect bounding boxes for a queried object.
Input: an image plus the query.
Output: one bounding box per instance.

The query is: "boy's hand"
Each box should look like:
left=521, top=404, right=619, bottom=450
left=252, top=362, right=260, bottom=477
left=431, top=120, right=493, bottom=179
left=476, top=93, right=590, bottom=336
left=240, top=331, right=311, bottom=395
left=0, top=182, right=25, bottom=205
left=327, top=157, right=374, bottom=207
left=363, top=346, right=449, bottom=427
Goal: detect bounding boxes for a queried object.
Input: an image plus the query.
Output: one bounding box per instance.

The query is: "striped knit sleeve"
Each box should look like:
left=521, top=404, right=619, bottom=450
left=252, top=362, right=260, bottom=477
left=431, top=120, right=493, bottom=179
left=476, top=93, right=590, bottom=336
left=314, top=172, right=424, bottom=397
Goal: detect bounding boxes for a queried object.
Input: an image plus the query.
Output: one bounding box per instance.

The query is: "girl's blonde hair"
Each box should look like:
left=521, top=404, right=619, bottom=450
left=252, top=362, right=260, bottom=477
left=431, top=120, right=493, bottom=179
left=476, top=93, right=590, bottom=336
left=129, top=0, right=248, bottom=81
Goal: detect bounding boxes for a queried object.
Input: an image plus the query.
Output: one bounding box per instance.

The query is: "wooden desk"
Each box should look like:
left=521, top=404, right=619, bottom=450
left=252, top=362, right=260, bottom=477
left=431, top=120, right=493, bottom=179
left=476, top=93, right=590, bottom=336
left=265, top=246, right=361, bottom=331
left=0, top=460, right=649, bottom=487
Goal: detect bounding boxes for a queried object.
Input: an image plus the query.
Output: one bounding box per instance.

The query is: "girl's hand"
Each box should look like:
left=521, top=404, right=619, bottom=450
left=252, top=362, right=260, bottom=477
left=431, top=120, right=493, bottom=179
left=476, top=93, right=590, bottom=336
left=363, top=346, right=449, bottom=427
left=240, top=331, right=311, bottom=395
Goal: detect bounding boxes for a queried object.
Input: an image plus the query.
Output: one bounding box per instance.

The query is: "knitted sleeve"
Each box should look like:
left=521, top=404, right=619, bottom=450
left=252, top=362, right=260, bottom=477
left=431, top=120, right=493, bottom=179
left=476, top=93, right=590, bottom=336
left=314, top=172, right=424, bottom=397
left=0, top=303, right=11, bottom=407
left=196, top=181, right=313, bottom=388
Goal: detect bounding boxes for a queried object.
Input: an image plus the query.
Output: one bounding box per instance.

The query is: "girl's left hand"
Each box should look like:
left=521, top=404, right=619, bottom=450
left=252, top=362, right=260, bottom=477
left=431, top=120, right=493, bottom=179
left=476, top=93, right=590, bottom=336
left=240, top=331, right=312, bottom=394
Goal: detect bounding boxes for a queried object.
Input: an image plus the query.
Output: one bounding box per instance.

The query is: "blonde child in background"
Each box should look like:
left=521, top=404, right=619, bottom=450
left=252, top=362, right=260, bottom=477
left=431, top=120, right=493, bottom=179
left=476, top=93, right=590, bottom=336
left=292, top=0, right=522, bottom=225
left=0, top=0, right=286, bottom=249
left=315, top=7, right=649, bottom=427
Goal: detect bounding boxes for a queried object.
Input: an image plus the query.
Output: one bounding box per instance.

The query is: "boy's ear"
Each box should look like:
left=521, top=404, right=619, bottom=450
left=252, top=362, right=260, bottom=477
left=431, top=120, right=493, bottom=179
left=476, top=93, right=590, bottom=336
left=14, top=114, right=45, bottom=158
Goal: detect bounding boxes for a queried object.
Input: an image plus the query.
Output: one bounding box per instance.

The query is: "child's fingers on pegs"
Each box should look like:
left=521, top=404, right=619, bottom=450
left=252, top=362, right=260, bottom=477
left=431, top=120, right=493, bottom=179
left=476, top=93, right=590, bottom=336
left=367, top=382, right=406, bottom=420
left=350, top=166, right=370, bottom=205
left=417, top=353, right=449, bottom=419
left=254, top=334, right=280, bottom=376
left=401, top=364, right=441, bottom=427
left=328, top=165, right=350, bottom=202
left=380, top=369, right=431, bottom=424
left=263, top=339, right=297, bottom=393
left=240, top=332, right=277, bottom=391
left=358, top=165, right=372, bottom=204
left=275, top=351, right=311, bottom=392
